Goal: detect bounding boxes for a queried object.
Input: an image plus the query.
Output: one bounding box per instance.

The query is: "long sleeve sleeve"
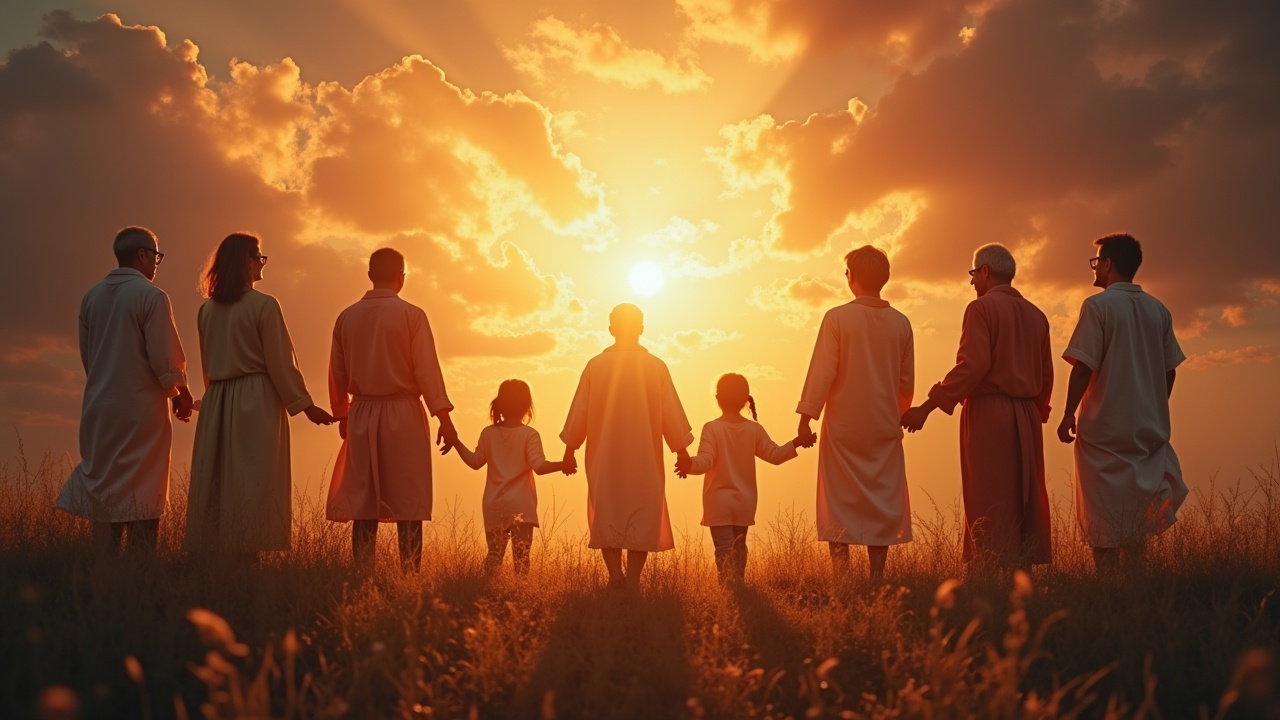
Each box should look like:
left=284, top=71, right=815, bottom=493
left=687, top=425, right=717, bottom=475
left=524, top=429, right=556, bottom=474
left=928, top=302, right=991, bottom=415
left=898, top=323, right=915, bottom=416
left=560, top=367, right=591, bottom=449
left=328, top=318, right=350, bottom=419
left=754, top=423, right=798, bottom=465
left=412, top=310, right=452, bottom=415
left=259, top=297, right=313, bottom=415
left=659, top=366, right=694, bottom=452
left=1036, top=331, right=1054, bottom=423
left=456, top=430, right=488, bottom=471
left=796, top=313, right=838, bottom=419
left=143, top=291, right=187, bottom=397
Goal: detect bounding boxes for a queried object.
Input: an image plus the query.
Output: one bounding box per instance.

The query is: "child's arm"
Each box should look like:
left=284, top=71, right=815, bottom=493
left=683, top=427, right=716, bottom=476
left=452, top=433, right=487, bottom=470
left=756, top=424, right=801, bottom=465
left=525, top=431, right=573, bottom=475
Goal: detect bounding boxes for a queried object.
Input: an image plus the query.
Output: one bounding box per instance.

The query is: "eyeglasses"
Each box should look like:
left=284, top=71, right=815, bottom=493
left=1089, top=257, right=1104, bottom=269
left=255, top=254, right=269, bottom=264
left=968, top=265, right=986, bottom=277
left=141, top=248, right=165, bottom=264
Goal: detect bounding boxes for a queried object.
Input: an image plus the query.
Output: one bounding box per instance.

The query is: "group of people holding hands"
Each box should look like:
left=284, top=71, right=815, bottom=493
left=57, top=226, right=1187, bottom=587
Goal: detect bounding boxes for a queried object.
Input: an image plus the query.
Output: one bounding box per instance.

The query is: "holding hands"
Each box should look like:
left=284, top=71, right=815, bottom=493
left=304, top=404, right=336, bottom=425
left=794, top=430, right=817, bottom=449
left=561, top=447, right=578, bottom=475
left=172, top=386, right=195, bottom=423
left=674, top=449, right=692, bottom=479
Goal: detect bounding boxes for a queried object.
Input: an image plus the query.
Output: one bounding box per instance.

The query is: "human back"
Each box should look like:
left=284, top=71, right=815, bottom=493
left=813, top=301, right=913, bottom=442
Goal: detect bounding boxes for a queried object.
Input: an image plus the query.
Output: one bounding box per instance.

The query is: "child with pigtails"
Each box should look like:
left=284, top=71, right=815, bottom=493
left=676, top=373, right=815, bottom=583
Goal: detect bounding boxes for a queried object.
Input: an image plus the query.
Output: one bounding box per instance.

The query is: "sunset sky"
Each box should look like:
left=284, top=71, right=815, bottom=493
left=1, top=0, right=1277, bottom=540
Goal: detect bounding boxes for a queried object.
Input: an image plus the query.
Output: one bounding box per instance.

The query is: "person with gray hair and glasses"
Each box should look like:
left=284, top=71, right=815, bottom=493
left=901, top=243, right=1053, bottom=570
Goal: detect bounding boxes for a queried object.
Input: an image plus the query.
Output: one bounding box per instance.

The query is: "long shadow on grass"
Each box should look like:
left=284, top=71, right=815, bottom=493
left=521, top=586, right=693, bottom=720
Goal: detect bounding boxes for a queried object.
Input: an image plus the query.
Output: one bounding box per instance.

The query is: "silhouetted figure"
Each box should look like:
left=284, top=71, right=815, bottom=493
left=449, top=379, right=575, bottom=575
left=901, top=243, right=1053, bottom=570
left=561, top=303, right=693, bottom=590
left=797, top=246, right=914, bottom=583
left=186, top=234, right=334, bottom=554
left=326, top=248, right=455, bottom=572
left=1058, top=233, right=1187, bottom=574
left=675, top=373, right=814, bottom=584
left=56, top=226, right=193, bottom=555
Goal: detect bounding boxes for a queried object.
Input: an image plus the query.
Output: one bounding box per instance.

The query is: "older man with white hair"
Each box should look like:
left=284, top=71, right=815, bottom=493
left=56, top=226, right=193, bottom=554
left=902, top=243, right=1053, bottom=568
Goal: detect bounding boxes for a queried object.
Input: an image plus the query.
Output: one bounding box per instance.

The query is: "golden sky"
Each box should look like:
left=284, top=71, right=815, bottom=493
left=1, top=0, right=1277, bottom=537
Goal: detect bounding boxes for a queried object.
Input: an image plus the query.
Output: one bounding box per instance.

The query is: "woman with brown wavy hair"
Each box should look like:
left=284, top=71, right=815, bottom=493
left=186, top=233, right=334, bottom=554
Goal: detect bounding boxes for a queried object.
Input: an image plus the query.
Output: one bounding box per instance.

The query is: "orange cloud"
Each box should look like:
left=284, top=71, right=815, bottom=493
left=749, top=274, right=845, bottom=328
left=1185, top=346, right=1276, bottom=371
left=507, top=16, right=711, bottom=93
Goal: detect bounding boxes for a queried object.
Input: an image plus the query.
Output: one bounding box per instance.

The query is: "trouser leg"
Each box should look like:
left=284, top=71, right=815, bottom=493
left=867, top=545, right=888, bottom=582
left=511, top=523, right=534, bottom=576
left=708, top=526, right=735, bottom=583
left=397, top=521, right=423, bottom=572
left=733, top=526, right=749, bottom=581
left=352, top=520, right=378, bottom=566
left=93, top=522, right=125, bottom=555
left=485, top=528, right=510, bottom=573
left=828, top=541, right=851, bottom=576
left=126, top=519, right=160, bottom=555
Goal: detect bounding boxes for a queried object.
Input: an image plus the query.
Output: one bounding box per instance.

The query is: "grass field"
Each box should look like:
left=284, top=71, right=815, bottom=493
left=4, top=442, right=1279, bottom=719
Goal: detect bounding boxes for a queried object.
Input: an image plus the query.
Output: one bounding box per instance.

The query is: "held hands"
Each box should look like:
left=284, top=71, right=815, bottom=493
left=1057, top=414, right=1077, bottom=444
left=436, top=412, right=458, bottom=455
left=562, top=453, right=578, bottom=476
left=172, top=386, right=194, bottom=423
left=794, top=430, right=817, bottom=449
left=900, top=406, right=930, bottom=433
left=303, top=405, right=336, bottom=425
left=673, top=448, right=692, bottom=479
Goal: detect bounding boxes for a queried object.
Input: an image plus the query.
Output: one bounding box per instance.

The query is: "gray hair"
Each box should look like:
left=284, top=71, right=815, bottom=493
left=973, top=243, right=1016, bottom=280
left=113, top=226, right=158, bottom=264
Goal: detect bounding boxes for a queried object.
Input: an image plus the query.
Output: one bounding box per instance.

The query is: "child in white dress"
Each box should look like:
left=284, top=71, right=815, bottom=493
left=677, top=374, right=815, bottom=582
left=450, top=379, right=574, bottom=574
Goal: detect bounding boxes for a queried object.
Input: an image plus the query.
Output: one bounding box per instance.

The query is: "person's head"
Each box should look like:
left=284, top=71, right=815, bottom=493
left=843, top=245, right=891, bottom=298
left=201, top=233, right=264, bottom=304
left=1091, top=233, right=1142, bottom=287
left=368, top=248, right=406, bottom=292
left=608, top=303, right=644, bottom=343
left=969, top=243, right=1016, bottom=296
left=715, top=373, right=757, bottom=420
left=113, top=226, right=162, bottom=281
left=490, top=379, right=534, bottom=425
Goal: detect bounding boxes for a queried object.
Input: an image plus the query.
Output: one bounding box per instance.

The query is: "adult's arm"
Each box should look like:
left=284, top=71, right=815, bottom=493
left=260, top=297, right=314, bottom=416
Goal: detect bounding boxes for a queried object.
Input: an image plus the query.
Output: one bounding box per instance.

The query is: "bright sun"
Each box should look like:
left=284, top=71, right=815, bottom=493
left=629, top=261, right=665, bottom=296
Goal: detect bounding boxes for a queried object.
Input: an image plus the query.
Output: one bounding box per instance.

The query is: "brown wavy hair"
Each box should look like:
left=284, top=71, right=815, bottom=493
left=490, top=379, right=534, bottom=425
left=200, top=233, right=259, bottom=304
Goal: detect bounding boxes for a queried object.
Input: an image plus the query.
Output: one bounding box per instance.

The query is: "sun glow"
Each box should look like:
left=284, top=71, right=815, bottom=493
left=629, top=261, right=665, bottom=296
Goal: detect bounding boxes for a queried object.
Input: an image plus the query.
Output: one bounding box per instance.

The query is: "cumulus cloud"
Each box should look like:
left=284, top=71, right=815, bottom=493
left=706, top=0, right=1280, bottom=324
left=0, top=11, right=606, bottom=429
left=749, top=274, right=845, bottom=328
left=507, top=16, right=711, bottom=93
left=1185, top=345, right=1276, bottom=371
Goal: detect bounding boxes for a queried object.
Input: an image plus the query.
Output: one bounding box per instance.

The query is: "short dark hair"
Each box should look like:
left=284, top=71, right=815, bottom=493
left=369, top=248, right=405, bottom=282
left=844, top=245, right=891, bottom=292
left=1094, top=233, right=1143, bottom=279
left=113, top=226, right=157, bottom=264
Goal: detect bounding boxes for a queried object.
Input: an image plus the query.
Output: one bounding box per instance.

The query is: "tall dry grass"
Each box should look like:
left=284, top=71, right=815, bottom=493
left=3, top=439, right=1279, bottom=719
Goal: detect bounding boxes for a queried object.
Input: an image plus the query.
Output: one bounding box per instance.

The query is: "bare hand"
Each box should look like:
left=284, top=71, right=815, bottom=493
left=436, top=412, right=458, bottom=455
left=1057, top=414, right=1077, bottom=444
left=304, top=405, right=336, bottom=425
left=794, top=431, right=817, bottom=449
left=172, top=387, right=194, bottom=423
left=673, top=454, right=692, bottom=478
left=901, top=406, right=930, bottom=433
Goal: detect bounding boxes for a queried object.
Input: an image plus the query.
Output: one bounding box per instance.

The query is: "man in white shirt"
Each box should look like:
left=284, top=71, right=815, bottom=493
left=56, top=227, right=193, bottom=553
left=1058, top=233, right=1187, bottom=573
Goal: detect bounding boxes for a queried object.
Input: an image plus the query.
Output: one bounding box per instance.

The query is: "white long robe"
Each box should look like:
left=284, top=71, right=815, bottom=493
left=561, top=346, right=693, bottom=551
left=797, top=297, right=914, bottom=546
left=687, top=419, right=797, bottom=527
left=1064, top=282, right=1188, bottom=547
left=456, top=424, right=553, bottom=531
left=56, top=268, right=187, bottom=522
left=326, top=290, right=451, bottom=522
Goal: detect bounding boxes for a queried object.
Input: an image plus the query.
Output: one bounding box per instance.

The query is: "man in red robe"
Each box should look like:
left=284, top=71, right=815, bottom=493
left=901, top=243, right=1053, bottom=567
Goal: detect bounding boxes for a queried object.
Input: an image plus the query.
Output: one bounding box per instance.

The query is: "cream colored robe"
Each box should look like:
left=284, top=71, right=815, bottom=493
left=688, top=419, right=797, bottom=527
left=457, top=424, right=553, bottom=532
left=187, top=290, right=313, bottom=552
left=798, top=297, right=914, bottom=546
left=1064, top=282, right=1188, bottom=547
left=561, top=346, right=693, bottom=551
left=326, top=290, right=451, bottom=522
left=57, top=269, right=187, bottom=522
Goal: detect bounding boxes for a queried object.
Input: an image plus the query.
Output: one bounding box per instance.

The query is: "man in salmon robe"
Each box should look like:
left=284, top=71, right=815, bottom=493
left=797, top=245, right=914, bottom=582
left=57, top=226, right=193, bottom=553
left=561, top=303, right=693, bottom=590
left=327, top=248, right=456, bottom=571
left=902, top=243, right=1053, bottom=568
left=1058, top=233, right=1186, bottom=574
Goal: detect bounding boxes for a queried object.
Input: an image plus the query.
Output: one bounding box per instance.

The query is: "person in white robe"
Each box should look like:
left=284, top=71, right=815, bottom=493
left=187, top=233, right=334, bottom=554
left=56, top=226, right=193, bottom=553
left=561, top=303, right=693, bottom=590
left=797, top=245, right=914, bottom=582
left=327, top=248, right=456, bottom=572
left=1059, top=233, right=1187, bottom=573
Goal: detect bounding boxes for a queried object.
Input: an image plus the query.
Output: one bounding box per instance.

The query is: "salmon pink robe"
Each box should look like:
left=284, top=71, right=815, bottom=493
left=927, top=285, right=1053, bottom=565
left=797, top=297, right=914, bottom=546
left=561, top=346, right=693, bottom=551
left=326, top=290, right=452, bottom=522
